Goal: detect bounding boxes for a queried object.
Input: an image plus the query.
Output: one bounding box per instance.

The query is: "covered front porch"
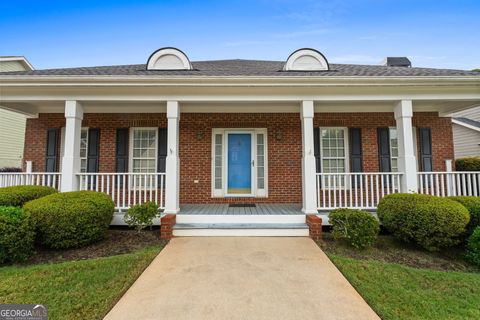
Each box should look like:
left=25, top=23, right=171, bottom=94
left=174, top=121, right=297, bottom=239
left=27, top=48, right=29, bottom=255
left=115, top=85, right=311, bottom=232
left=1, top=91, right=479, bottom=221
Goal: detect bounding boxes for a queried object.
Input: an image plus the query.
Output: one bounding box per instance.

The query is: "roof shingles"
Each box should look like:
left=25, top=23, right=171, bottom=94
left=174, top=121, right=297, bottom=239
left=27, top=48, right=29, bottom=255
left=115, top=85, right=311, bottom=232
left=1, top=59, right=480, bottom=77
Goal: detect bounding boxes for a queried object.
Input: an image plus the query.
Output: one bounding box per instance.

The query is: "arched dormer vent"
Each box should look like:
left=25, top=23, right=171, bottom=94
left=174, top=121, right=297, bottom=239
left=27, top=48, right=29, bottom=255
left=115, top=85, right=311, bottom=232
left=146, top=47, right=192, bottom=70
left=283, top=48, right=329, bottom=71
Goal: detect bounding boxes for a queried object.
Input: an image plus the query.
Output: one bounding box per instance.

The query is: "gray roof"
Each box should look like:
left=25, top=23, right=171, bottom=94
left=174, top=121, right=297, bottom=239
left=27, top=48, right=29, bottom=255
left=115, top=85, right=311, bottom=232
left=454, top=117, right=480, bottom=129
left=1, top=59, right=479, bottom=77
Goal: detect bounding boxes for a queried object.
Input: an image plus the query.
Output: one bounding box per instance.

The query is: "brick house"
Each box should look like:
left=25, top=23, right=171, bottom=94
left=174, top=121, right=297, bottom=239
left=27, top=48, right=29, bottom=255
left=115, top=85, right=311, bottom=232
left=1, top=47, right=479, bottom=236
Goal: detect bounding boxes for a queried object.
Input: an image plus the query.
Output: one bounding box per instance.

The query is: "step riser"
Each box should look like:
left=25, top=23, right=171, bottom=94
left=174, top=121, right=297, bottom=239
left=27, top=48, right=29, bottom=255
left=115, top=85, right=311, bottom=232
left=173, top=229, right=309, bottom=237
left=176, top=214, right=306, bottom=224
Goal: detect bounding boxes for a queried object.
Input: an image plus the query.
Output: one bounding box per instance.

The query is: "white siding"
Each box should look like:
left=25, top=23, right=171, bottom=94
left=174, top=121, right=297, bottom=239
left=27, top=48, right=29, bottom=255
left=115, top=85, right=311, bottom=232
left=453, top=123, right=480, bottom=158
left=452, top=106, right=480, bottom=121
left=0, top=60, right=26, bottom=72
left=0, top=109, right=26, bottom=167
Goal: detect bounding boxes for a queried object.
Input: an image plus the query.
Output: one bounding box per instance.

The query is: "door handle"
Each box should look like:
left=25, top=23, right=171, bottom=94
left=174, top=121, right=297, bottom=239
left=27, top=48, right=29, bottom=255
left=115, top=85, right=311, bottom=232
left=252, top=160, right=254, bottom=167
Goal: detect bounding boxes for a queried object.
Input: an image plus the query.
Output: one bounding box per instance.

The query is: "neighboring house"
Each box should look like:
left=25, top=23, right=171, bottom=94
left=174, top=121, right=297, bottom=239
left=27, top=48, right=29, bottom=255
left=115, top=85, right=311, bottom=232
left=0, top=56, right=34, bottom=167
left=1, top=47, right=479, bottom=235
left=451, top=106, right=480, bottom=158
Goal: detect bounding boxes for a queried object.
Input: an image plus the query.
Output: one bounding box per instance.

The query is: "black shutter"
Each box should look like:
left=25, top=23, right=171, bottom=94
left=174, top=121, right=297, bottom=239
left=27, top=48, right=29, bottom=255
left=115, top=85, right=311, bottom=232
left=87, top=128, right=100, bottom=173
left=377, top=128, right=391, bottom=172
left=116, top=128, right=129, bottom=172
left=158, top=128, right=168, bottom=172
left=45, top=129, right=59, bottom=172
left=419, top=128, right=433, bottom=171
left=313, top=128, right=321, bottom=173
left=349, top=128, right=363, bottom=172
left=157, top=128, right=168, bottom=187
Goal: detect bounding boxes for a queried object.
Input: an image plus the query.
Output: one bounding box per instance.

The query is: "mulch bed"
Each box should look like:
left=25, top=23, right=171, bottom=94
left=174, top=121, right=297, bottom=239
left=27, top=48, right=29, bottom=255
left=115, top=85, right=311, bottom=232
left=23, top=228, right=167, bottom=265
left=318, top=232, right=477, bottom=273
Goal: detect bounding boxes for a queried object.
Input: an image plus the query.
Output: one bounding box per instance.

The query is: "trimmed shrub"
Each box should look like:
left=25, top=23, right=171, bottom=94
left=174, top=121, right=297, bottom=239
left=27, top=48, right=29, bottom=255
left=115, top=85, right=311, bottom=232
left=465, top=227, right=480, bottom=267
left=0, top=206, right=35, bottom=263
left=124, top=202, right=160, bottom=232
left=377, top=193, right=470, bottom=251
left=0, top=185, right=57, bottom=207
left=329, top=209, right=380, bottom=249
left=449, top=196, right=480, bottom=235
left=456, top=157, right=480, bottom=171
left=24, top=191, right=114, bottom=249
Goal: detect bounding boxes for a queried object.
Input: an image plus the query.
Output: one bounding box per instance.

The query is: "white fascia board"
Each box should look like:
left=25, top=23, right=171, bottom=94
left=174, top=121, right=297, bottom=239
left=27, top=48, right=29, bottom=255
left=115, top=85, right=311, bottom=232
left=452, top=119, right=480, bottom=132
left=0, top=75, right=479, bottom=87
left=0, top=56, right=34, bottom=70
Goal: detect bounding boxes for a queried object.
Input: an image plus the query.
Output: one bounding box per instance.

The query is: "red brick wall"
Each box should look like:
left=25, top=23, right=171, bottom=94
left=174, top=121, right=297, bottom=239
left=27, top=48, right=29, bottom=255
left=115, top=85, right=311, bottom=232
left=23, top=111, right=454, bottom=203
left=314, top=112, right=454, bottom=172
left=24, top=113, right=167, bottom=172
left=179, top=113, right=302, bottom=203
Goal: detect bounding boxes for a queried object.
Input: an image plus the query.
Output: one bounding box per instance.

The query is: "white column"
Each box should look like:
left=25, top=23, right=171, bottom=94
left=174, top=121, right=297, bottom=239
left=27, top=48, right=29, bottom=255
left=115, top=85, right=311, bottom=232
left=164, top=101, right=180, bottom=214
left=394, top=100, right=418, bottom=193
left=60, top=100, right=83, bottom=192
left=301, top=100, right=318, bottom=214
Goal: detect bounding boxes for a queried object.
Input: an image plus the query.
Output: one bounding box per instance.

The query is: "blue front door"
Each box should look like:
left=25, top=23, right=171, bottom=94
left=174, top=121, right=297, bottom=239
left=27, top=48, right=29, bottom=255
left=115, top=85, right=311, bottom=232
left=227, top=133, right=252, bottom=194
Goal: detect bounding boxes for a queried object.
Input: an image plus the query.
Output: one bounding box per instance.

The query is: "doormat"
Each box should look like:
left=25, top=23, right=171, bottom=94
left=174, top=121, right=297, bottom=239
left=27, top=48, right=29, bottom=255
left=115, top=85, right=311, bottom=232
left=229, top=203, right=256, bottom=207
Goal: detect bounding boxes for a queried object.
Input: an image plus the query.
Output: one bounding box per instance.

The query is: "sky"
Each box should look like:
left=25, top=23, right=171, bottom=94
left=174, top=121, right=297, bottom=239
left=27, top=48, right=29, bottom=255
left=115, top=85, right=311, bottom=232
left=1, top=0, right=479, bottom=70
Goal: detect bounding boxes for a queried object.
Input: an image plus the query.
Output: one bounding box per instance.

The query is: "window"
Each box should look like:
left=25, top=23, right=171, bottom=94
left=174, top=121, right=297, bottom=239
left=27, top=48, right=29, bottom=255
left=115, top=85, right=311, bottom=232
left=257, top=133, right=265, bottom=189
left=389, top=127, right=418, bottom=172
left=389, top=128, right=399, bottom=172
left=130, top=128, right=158, bottom=173
left=320, top=127, right=348, bottom=187
left=60, top=127, right=88, bottom=172
left=79, top=129, right=88, bottom=173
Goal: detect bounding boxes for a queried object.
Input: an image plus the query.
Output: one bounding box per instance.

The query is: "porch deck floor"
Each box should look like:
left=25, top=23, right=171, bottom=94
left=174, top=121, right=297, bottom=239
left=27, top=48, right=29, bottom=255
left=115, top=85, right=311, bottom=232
left=180, top=203, right=302, bottom=215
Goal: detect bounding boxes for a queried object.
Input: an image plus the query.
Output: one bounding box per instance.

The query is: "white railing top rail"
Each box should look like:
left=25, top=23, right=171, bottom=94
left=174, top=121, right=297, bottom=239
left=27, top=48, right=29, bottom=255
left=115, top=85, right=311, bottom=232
left=0, top=172, right=61, bottom=175
left=316, top=172, right=404, bottom=175
left=76, top=172, right=166, bottom=176
left=418, top=171, right=480, bottom=174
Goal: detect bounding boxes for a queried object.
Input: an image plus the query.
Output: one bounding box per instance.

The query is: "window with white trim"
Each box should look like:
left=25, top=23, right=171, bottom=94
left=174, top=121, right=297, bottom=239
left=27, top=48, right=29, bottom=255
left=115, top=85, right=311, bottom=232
left=130, top=128, right=158, bottom=173
left=60, top=127, right=89, bottom=173
left=320, top=127, right=349, bottom=187
left=79, top=129, right=88, bottom=173
left=389, top=127, right=418, bottom=172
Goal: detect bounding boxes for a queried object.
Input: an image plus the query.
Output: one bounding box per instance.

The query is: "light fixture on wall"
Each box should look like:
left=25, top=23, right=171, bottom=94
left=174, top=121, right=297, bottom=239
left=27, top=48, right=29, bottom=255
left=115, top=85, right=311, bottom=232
left=275, top=128, right=283, bottom=141
left=196, top=131, right=205, bottom=141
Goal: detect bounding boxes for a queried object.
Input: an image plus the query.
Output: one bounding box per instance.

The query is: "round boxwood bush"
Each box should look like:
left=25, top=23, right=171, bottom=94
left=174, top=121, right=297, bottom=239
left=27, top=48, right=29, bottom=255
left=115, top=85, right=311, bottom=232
left=455, top=157, right=480, bottom=171
left=329, top=208, right=380, bottom=249
left=465, top=227, right=480, bottom=267
left=377, top=193, right=470, bottom=251
left=449, top=196, right=480, bottom=236
left=0, top=185, right=57, bottom=207
left=24, top=191, right=114, bottom=249
left=0, top=206, right=35, bottom=263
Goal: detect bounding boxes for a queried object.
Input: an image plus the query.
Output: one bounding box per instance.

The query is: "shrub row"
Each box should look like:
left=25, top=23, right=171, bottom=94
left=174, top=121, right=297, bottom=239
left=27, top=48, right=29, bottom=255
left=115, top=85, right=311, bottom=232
left=455, top=157, right=480, bottom=171
left=0, top=206, right=35, bottom=264
left=0, top=185, right=57, bottom=207
left=24, top=191, right=114, bottom=249
left=0, top=186, right=115, bottom=263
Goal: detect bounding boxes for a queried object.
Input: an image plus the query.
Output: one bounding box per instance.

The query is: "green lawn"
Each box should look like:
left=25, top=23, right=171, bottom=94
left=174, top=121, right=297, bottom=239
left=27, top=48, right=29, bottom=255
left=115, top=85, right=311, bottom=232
left=330, top=255, right=480, bottom=320
left=0, top=245, right=163, bottom=320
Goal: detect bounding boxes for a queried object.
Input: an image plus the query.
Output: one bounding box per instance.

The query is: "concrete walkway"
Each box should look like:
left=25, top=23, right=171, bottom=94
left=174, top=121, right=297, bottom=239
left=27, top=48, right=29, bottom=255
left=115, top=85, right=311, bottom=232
left=104, top=238, right=379, bottom=320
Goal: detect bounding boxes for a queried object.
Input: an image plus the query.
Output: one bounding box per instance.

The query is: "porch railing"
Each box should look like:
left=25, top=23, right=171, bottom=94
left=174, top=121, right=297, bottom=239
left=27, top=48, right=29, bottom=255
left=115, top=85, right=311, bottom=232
left=316, top=172, right=403, bottom=210
left=418, top=172, right=480, bottom=197
left=0, top=173, right=62, bottom=190
left=77, top=173, right=166, bottom=211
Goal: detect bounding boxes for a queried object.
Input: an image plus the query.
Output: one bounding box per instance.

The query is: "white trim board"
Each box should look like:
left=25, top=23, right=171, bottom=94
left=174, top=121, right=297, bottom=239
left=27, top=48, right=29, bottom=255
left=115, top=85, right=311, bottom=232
left=452, top=119, right=480, bottom=132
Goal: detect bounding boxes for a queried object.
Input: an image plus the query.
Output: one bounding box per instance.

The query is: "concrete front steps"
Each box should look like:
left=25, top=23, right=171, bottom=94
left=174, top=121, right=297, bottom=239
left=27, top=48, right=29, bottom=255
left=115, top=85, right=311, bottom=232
left=172, top=214, right=309, bottom=237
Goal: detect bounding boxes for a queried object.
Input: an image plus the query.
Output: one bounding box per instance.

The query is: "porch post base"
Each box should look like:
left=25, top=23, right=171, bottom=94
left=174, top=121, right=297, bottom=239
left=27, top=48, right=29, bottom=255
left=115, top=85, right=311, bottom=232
left=160, top=214, right=176, bottom=240
left=306, top=214, right=322, bottom=241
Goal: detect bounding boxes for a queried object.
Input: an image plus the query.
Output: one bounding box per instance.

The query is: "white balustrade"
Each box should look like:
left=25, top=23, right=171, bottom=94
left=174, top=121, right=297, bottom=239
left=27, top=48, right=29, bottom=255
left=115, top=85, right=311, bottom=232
left=316, top=172, right=403, bottom=210
left=0, top=173, right=61, bottom=189
left=418, top=172, right=480, bottom=197
left=77, top=173, right=166, bottom=211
